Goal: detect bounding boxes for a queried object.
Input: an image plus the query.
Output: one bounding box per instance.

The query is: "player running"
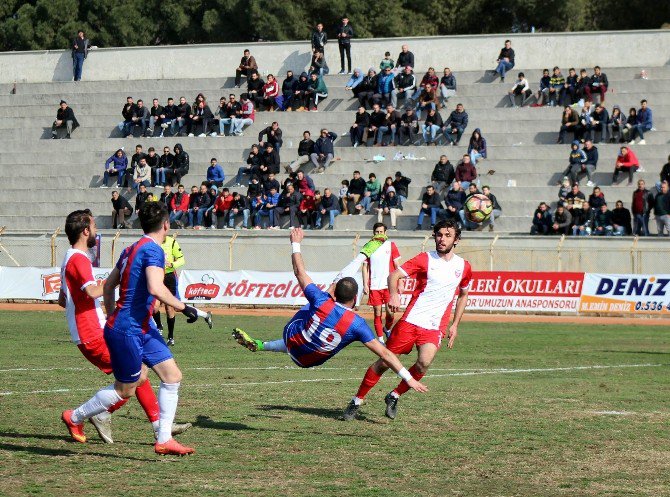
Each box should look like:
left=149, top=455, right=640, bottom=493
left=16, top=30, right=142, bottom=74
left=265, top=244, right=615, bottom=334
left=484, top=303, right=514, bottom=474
left=343, top=219, right=471, bottom=421
left=61, top=203, right=209, bottom=456
left=58, top=209, right=190, bottom=444
left=362, top=223, right=401, bottom=342
left=232, top=228, right=428, bottom=397
left=152, top=234, right=184, bottom=346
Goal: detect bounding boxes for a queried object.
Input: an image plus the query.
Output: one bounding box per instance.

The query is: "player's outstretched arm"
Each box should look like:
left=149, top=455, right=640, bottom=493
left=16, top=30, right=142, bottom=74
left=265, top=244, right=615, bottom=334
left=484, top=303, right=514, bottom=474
left=103, top=267, right=121, bottom=316
left=290, top=228, right=314, bottom=291
left=364, top=339, right=428, bottom=393
left=447, top=288, right=468, bottom=349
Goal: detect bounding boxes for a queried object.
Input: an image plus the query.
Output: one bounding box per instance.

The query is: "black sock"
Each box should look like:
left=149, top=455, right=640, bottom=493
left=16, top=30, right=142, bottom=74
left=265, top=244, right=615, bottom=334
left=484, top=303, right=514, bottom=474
left=167, top=316, right=176, bottom=340
left=153, top=310, right=162, bottom=330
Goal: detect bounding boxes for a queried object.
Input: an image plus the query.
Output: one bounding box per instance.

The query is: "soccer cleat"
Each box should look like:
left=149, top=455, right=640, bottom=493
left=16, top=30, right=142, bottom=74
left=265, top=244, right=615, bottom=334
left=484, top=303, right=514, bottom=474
left=167, top=338, right=175, bottom=346
left=90, top=414, right=114, bottom=444
left=204, top=312, right=213, bottom=329
left=154, top=438, right=195, bottom=456
left=232, top=328, right=264, bottom=351
left=359, top=234, right=388, bottom=258
left=384, top=392, right=399, bottom=420
left=171, top=422, right=193, bottom=436
left=61, top=410, right=87, bottom=443
left=342, top=400, right=361, bottom=421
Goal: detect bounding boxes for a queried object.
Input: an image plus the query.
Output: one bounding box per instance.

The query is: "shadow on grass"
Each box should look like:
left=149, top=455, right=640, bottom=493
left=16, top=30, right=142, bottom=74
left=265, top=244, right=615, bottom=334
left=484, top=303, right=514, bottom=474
left=192, top=415, right=257, bottom=431
left=256, top=404, right=376, bottom=425
left=600, top=350, right=670, bottom=356
left=0, top=442, right=153, bottom=462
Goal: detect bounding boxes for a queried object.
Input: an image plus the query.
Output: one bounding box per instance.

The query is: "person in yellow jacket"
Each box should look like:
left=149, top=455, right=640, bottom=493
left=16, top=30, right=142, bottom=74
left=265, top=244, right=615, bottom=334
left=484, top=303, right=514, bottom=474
left=153, top=235, right=185, bottom=346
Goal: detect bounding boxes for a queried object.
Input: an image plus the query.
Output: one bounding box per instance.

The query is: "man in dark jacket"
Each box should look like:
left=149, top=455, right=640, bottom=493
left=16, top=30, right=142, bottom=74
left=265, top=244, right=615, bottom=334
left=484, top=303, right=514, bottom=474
left=292, top=72, right=311, bottom=111
left=162, top=98, right=178, bottom=137
left=187, top=184, right=213, bottom=228
left=132, top=99, right=150, bottom=137
left=357, top=69, right=378, bottom=108
left=174, top=97, right=191, bottom=136
left=440, top=181, right=466, bottom=223
left=259, top=144, right=280, bottom=182
left=392, top=171, right=412, bottom=203
left=653, top=180, right=670, bottom=236
left=631, top=179, right=654, bottom=236
left=51, top=100, right=79, bottom=139
left=416, top=185, right=442, bottom=229
left=258, top=122, right=283, bottom=152
left=342, top=171, right=367, bottom=214
left=111, top=190, right=132, bottom=229
left=350, top=107, right=370, bottom=147
left=531, top=203, right=552, bottom=235
left=590, top=103, right=609, bottom=143
left=391, top=66, right=416, bottom=108
left=311, top=24, right=327, bottom=53
left=571, top=201, right=595, bottom=236
left=287, top=131, right=315, bottom=173
left=395, top=45, right=414, bottom=70
left=493, top=39, right=515, bottom=82
left=148, top=98, right=164, bottom=137
left=135, top=183, right=152, bottom=214
left=71, top=30, right=90, bottom=81
left=277, top=183, right=303, bottom=228
left=593, top=203, right=614, bottom=236
left=188, top=101, right=214, bottom=136
left=444, top=103, right=468, bottom=145
left=310, top=129, right=337, bottom=172
left=159, top=185, right=174, bottom=210
left=120, top=97, right=138, bottom=137
left=262, top=172, right=281, bottom=196
left=336, top=17, right=354, bottom=74
left=398, top=108, right=418, bottom=145
left=376, top=104, right=401, bottom=146
left=431, top=155, right=455, bottom=191
left=550, top=205, right=572, bottom=235
left=235, top=49, right=258, bottom=87
left=168, top=143, right=189, bottom=186
left=611, top=200, right=632, bottom=235
left=316, top=188, right=340, bottom=229
left=281, top=71, right=297, bottom=109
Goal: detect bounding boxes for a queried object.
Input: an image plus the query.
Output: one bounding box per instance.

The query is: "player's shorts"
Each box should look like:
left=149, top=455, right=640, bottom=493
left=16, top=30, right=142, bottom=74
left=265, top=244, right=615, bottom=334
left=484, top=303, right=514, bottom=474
left=77, top=335, right=113, bottom=375
left=367, top=289, right=390, bottom=306
left=385, top=320, right=442, bottom=355
left=164, top=272, right=179, bottom=298
left=104, top=325, right=173, bottom=383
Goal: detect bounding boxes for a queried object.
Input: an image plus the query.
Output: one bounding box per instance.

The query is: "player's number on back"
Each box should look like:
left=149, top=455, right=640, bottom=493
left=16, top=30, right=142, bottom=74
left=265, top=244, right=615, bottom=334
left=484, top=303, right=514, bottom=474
left=303, top=315, right=341, bottom=352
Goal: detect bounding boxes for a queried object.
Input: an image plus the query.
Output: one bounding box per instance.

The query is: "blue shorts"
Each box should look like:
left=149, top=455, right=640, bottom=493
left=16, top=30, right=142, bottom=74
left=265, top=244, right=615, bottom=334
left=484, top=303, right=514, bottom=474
left=104, top=325, right=173, bottom=383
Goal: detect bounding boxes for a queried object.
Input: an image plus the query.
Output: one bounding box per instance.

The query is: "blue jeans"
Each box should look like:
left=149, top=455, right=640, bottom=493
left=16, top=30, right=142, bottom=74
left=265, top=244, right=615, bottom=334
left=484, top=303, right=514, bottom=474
left=417, top=207, right=440, bottom=226
left=633, top=213, right=649, bottom=236
left=632, top=124, right=652, bottom=140
left=103, top=169, right=125, bottom=187
left=235, top=166, right=253, bottom=185
left=154, top=168, right=167, bottom=186
left=495, top=60, right=514, bottom=78
left=228, top=209, right=250, bottom=228
left=219, top=117, right=233, bottom=135
left=256, top=209, right=276, bottom=227
left=134, top=180, right=151, bottom=193
left=358, top=194, right=378, bottom=214
left=445, top=126, right=465, bottom=144
left=416, top=101, right=436, bottom=118
left=188, top=208, right=206, bottom=227
left=377, top=126, right=397, bottom=145
left=121, top=120, right=134, bottom=137
left=73, top=53, right=85, bottom=81
left=316, top=209, right=339, bottom=228
left=170, top=211, right=185, bottom=225
left=171, top=118, right=186, bottom=135
left=470, top=151, right=483, bottom=165
left=422, top=124, right=441, bottom=143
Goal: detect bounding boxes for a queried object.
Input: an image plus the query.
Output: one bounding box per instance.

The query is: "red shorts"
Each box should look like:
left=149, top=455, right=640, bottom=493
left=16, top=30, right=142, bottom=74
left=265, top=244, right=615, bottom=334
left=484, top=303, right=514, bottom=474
left=368, top=289, right=390, bottom=306
left=385, top=320, right=442, bottom=355
left=77, top=335, right=113, bottom=375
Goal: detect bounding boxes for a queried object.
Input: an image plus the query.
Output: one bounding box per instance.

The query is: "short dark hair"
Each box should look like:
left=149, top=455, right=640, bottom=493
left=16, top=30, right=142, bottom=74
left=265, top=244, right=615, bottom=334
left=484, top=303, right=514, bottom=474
left=518, top=72, right=525, bottom=77
left=373, top=222, right=387, bottom=232
left=433, top=218, right=461, bottom=240
left=334, top=277, right=358, bottom=304
left=594, top=65, right=601, bottom=70
left=139, top=202, right=168, bottom=234
left=65, top=209, right=93, bottom=245
left=641, top=99, right=647, bottom=104
left=137, top=99, right=143, bottom=104
left=504, top=39, right=511, bottom=43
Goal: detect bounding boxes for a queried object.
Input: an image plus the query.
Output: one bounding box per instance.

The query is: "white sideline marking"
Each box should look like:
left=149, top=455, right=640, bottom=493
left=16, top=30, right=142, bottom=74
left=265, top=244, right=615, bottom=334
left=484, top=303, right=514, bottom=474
left=591, top=410, right=636, bottom=416
left=0, top=363, right=662, bottom=396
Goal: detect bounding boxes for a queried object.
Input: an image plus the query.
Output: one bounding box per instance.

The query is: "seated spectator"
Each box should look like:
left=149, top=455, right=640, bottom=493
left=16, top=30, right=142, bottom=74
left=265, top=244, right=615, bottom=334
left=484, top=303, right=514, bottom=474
left=187, top=183, right=213, bottom=229
left=563, top=140, right=586, bottom=184
left=235, top=49, right=258, bottom=88
left=217, top=94, right=241, bottom=136
left=439, top=67, right=457, bottom=105
left=345, top=68, right=364, bottom=97
left=209, top=188, right=232, bottom=229
left=440, top=181, right=466, bottom=223
left=145, top=147, right=159, bottom=186
left=415, top=184, right=442, bottom=230
left=493, top=39, right=514, bottom=82
left=558, top=177, right=571, bottom=207
left=307, top=73, right=328, bottom=111
left=356, top=69, right=378, bottom=109
left=277, top=183, right=302, bottom=228
left=613, top=146, right=640, bottom=186
left=169, top=184, right=189, bottom=227
left=158, top=184, right=173, bottom=210
left=255, top=187, right=280, bottom=229
left=247, top=72, right=265, bottom=108
left=391, top=66, right=416, bottom=108
left=571, top=201, right=595, bottom=236
left=376, top=187, right=402, bottom=230
left=421, top=108, right=443, bottom=146
left=550, top=204, right=572, bottom=235
left=622, top=107, right=638, bottom=143
left=589, top=186, right=606, bottom=210
left=415, top=85, right=438, bottom=119
left=395, top=45, right=414, bottom=72
left=563, top=68, right=579, bottom=105
left=575, top=68, right=591, bottom=104
left=281, top=71, right=297, bottom=110
left=548, top=67, right=565, bottom=107
left=376, top=104, right=400, bottom=146
left=468, top=128, right=487, bottom=165
left=135, top=183, right=152, bottom=217
left=431, top=155, right=455, bottom=191
left=263, top=172, right=281, bottom=197
left=653, top=180, right=670, bottom=236
left=310, top=129, right=337, bottom=172
left=565, top=183, right=586, bottom=213
left=258, top=121, right=283, bottom=152
left=167, top=143, right=189, bottom=186
left=444, top=103, right=468, bottom=145
left=593, top=203, right=613, bottom=236
left=133, top=99, right=150, bottom=137
left=590, top=66, right=609, bottom=104
left=631, top=179, right=654, bottom=236
left=342, top=170, right=366, bottom=214
left=532, top=69, right=551, bottom=107
left=211, top=97, right=227, bottom=135
left=173, top=96, right=191, bottom=136
left=414, top=67, right=439, bottom=102
left=482, top=185, right=502, bottom=232
left=455, top=154, right=478, bottom=191
left=258, top=144, right=280, bottom=183
left=374, top=66, right=395, bottom=107
left=367, top=103, right=386, bottom=145
left=576, top=104, right=594, bottom=143
left=188, top=101, right=214, bottom=137
left=247, top=175, right=262, bottom=199
left=231, top=94, right=255, bottom=136
left=51, top=100, right=79, bottom=139
left=508, top=72, right=532, bottom=107
left=132, top=158, right=152, bottom=193
left=206, top=158, right=225, bottom=188
left=608, top=105, right=625, bottom=143
left=630, top=99, right=653, bottom=145
left=350, top=107, right=370, bottom=147
left=530, top=202, right=552, bottom=235
left=589, top=104, right=609, bottom=143
left=102, top=148, right=128, bottom=188
left=234, top=144, right=261, bottom=186
left=292, top=72, right=311, bottom=111
left=119, top=97, right=138, bottom=137
left=310, top=51, right=329, bottom=77
left=380, top=51, right=394, bottom=72
left=287, top=131, right=315, bottom=172
left=148, top=98, right=164, bottom=137
left=458, top=184, right=482, bottom=231
left=398, top=108, right=419, bottom=145
left=111, top=191, right=133, bottom=229
left=381, top=176, right=394, bottom=198
left=261, top=74, right=280, bottom=111
left=297, top=190, right=317, bottom=229
left=126, top=144, right=146, bottom=186
left=203, top=186, right=219, bottom=228
left=315, top=188, right=340, bottom=230
left=227, top=192, right=250, bottom=229
left=356, top=173, right=381, bottom=214
left=392, top=171, right=412, bottom=204
left=611, top=200, right=632, bottom=235
left=293, top=170, right=316, bottom=196
left=661, top=154, right=670, bottom=185
left=557, top=106, right=579, bottom=144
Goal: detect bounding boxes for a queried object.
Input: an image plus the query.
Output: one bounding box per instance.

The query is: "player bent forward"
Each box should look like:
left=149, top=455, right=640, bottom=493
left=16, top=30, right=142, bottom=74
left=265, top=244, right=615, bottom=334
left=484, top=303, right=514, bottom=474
left=232, top=227, right=428, bottom=400
left=344, top=219, right=472, bottom=421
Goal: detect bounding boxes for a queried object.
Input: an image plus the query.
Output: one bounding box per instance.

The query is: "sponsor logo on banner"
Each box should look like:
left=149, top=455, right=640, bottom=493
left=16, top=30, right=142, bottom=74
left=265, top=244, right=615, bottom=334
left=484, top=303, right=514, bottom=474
left=41, top=273, right=62, bottom=296
left=580, top=274, right=670, bottom=314
left=184, top=274, right=220, bottom=300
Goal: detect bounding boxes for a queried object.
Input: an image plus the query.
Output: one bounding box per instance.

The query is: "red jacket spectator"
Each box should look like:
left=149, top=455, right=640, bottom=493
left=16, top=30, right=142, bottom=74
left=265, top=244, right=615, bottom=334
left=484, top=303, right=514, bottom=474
left=214, top=193, right=234, bottom=213
left=263, top=79, right=280, bottom=98
left=299, top=191, right=316, bottom=212
left=240, top=100, right=255, bottom=122
left=419, top=72, right=439, bottom=91
left=455, top=160, right=477, bottom=183
left=616, top=148, right=639, bottom=168
left=170, top=191, right=189, bottom=211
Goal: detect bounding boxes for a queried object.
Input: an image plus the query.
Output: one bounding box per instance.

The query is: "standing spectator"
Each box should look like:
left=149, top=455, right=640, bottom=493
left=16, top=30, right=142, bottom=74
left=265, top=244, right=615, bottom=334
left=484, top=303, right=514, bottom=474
left=508, top=72, right=532, bottom=107
left=71, top=30, right=90, bottom=81
left=145, top=147, right=159, bottom=186
left=111, top=191, right=132, bottom=229
left=440, top=181, right=466, bottom=223
left=306, top=73, right=328, bottom=110
left=590, top=66, right=609, bottom=104
left=206, top=158, right=225, bottom=188
left=530, top=203, right=552, bottom=235
left=315, top=188, right=340, bottom=230
left=467, top=129, right=487, bottom=165
left=342, top=171, right=366, bottom=215
left=228, top=192, right=250, bottom=229
left=187, top=184, right=213, bottom=229
left=571, top=201, right=595, bottom=236
left=376, top=104, right=400, bottom=146
left=630, top=99, right=653, bottom=145
left=455, top=155, right=478, bottom=191
left=392, top=171, right=412, bottom=204
left=350, top=107, right=370, bottom=147
left=613, top=146, right=640, bottom=186
left=660, top=154, right=670, bottom=185
left=102, top=149, right=127, bottom=188
left=277, top=184, right=302, bottom=228
left=132, top=158, right=152, bottom=193
left=51, top=100, right=79, bottom=139
left=391, top=66, right=416, bottom=108
left=376, top=187, right=402, bottom=230
left=548, top=67, right=566, bottom=107
left=395, top=45, right=414, bottom=71
left=336, top=17, right=354, bottom=74
left=161, top=97, right=178, bottom=137
left=415, top=185, right=442, bottom=230
left=356, top=173, right=381, bottom=214
left=231, top=94, right=255, bottom=136
left=311, top=23, right=327, bottom=53
left=532, top=69, right=551, bottom=107
left=589, top=186, right=606, bottom=210
left=444, top=103, right=468, bottom=146
left=235, top=49, right=258, bottom=88
left=258, top=144, right=280, bottom=183
left=439, top=67, right=457, bottom=105
left=653, top=181, right=670, bottom=236
left=557, top=106, right=579, bottom=144
left=345, top=68, right=364, bottom=97
left=310, top=129, right=337, bottom=172
left=235, top=144, right=261, bottom=186
left=398, top=107, right=418, bottom=145
left=258, top=121, right=283, bottom=152
left=261, top=74, right=280, bottom=111
left=608, top=105, right=625, bottom=143
left=563, top=67, right=579, bottom=105
left=155, top=146, right=173, bottom=187
left=431, top=155, right=455, bottom=191
left=168, top=143, right=189, bottom=186
left=611, top=200, right=632, bottom=235
left=169, top=185, right=189, bottom=227
left=297, top=190, right=317, bottom=229
left=482, top=185, right=502, bottom=232
left=421, top=108, right=443, bottom=146
left=631, top=179, right=654, bottom=236
left=493, top=40, right=515, bottom=82
left=287, top=131, right=315, bottom=172
left=550, top=205, right=572, bottom=235
left=356, top=69, right=378, bottom=109
left=593, top=203, right=614, bottom=236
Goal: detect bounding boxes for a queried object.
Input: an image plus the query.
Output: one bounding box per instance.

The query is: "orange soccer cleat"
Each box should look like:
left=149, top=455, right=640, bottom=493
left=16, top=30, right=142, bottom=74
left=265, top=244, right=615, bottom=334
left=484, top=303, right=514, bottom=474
left=154, top=438, right=195, bottom=456
left=61, top=410, right=87, bottom=443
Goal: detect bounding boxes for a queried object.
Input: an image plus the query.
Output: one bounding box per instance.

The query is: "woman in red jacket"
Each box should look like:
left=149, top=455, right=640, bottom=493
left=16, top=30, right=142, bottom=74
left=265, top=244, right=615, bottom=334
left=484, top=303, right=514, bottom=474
left=262, top=74, right=280, bottom=111
left=613, top=146, right=640, bottom=186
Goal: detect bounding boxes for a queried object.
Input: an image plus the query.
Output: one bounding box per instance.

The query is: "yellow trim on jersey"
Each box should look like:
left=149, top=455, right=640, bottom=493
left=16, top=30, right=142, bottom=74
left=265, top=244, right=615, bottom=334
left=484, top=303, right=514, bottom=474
left=161, top=236, right=185, bottom=274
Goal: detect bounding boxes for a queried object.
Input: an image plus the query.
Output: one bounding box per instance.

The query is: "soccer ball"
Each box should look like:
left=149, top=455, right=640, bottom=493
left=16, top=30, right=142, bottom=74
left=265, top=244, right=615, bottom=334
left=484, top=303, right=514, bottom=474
left=464, top=194, right=493, bottom=223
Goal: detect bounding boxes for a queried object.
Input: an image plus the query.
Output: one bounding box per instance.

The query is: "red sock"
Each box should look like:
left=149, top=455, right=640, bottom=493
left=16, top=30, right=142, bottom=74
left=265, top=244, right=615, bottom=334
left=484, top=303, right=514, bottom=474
left=107, top=397, right=129, bottom=413
left=135, top=379, right=160, bottom=423
left=373, top=315, right=383, bottom=337
left=355, top=366, right=384, bottom=400
left=393, top=364, right=425, bottom=397
left=384, top=314, right=394, bottom=331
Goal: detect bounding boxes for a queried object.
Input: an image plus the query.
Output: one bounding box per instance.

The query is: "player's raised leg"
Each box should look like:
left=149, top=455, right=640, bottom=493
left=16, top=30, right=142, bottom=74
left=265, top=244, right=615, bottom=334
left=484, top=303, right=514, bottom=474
left=232, top=328, right=288, bottom=352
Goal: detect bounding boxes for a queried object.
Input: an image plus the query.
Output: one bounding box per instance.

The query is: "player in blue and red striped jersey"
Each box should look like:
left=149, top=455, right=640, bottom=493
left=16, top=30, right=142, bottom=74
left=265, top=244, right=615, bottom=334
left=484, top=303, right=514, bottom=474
left=232, top=228, right=427, bottom=397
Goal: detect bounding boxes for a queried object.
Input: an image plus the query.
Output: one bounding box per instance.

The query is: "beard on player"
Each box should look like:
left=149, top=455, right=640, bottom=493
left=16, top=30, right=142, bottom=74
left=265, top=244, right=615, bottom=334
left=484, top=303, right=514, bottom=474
left=86, top=231, right=97, bottom=248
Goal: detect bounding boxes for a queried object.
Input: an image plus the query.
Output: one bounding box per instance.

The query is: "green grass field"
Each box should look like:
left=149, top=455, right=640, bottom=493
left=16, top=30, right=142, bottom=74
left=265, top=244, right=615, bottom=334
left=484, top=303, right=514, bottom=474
left=1, top=310, right=670, bottom=497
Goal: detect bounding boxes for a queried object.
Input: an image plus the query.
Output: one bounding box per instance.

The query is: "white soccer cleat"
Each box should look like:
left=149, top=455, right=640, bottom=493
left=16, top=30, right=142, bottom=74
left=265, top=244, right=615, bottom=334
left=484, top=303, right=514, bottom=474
left=90, top=414, right=114, bottom=443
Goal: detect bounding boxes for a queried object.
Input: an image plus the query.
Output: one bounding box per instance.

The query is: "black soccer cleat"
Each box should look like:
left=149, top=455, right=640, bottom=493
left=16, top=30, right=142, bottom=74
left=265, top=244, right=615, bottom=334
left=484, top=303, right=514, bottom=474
left=384, top=392, right=399, bottom=420
left=342, top=400, right=361, bottom=421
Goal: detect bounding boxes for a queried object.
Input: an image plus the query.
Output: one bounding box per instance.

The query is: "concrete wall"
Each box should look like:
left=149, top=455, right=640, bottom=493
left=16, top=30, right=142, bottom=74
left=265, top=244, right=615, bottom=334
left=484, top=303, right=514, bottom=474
left=0, top=30, right=668, bottom=84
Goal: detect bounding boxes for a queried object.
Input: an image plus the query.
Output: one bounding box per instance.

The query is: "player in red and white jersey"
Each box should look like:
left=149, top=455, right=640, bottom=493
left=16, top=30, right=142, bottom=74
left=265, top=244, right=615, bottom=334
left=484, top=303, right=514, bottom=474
left=344, top=218, right=471, bottom=421
left=362, top=223, right=401, bottom=341
left=59, top=209, right=190, bottom=445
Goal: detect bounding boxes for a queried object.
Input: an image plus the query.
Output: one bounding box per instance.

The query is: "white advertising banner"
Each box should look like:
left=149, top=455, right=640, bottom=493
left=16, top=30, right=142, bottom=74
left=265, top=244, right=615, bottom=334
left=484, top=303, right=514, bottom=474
left=579, top=273, right=670, bottom=314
